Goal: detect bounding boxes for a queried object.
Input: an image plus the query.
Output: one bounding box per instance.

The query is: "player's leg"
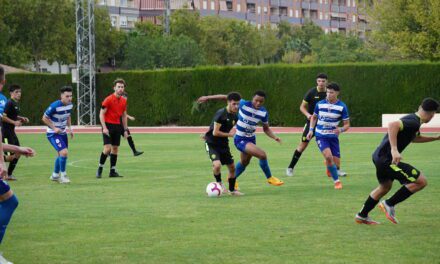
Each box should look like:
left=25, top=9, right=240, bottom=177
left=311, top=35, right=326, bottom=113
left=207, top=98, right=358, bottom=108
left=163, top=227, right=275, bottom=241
left=379, top=163, right=425, bottom=224
left=47, top=135, right=62, bottom=181
left=205, top=143, right=223, bottom=185
left=321, top=148, right=341, bottom=189
left=126, top=130, right=143, bottom=156
left=0, top=187, right=19, bottom=255
left=109, top=125, right=123, bottom=177
left=235, top=151, right=252, bottom=179
left=6, top=133, right=20, bottom=180
left=244, top=143, right=284, bottom=186
left=287, top=123, right=310, bottom=176
left=97, top=129, right=112, bottom=178
left=58, top=148, right=70, bottom=183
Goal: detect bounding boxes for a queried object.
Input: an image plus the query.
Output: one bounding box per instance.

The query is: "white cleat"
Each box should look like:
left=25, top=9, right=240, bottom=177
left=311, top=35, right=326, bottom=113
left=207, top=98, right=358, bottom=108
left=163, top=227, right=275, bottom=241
left=337, top=170, right=347, bottom=177
left=219, top=182, right=227, bottom=194
left=286, top=168, right=294, bottom=177
left=0, top=252, right=13, bottom=264
left=50, top=173, right=60, bottom=182
left=59, top=175, right=71, bottom=184
left=229, top=190, right=245, bottom=196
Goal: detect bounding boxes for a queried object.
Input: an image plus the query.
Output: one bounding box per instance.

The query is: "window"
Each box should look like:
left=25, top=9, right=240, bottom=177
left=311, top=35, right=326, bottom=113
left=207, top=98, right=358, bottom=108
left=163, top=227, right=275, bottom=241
left=319, top=11, right=323, bottom=20
left=295, top=10, right=299, bottom=18
left=120, top=0, right=127, bottom=7
left=263, top=6, right=267, bottom=13
left=352, top=15, right=356, bottom=22
left=257, top=6, right=261, bottom=14
left=347, top=0, right=351, bottom=7
left=247, top=3, right=255, bottom=13
left=289, top=9, right=293, bottom=17
left=110, top=16, right=117, bottom=27
left=120, top=16, right=127, bottom=27
left=237, top=3, right=241, bottom=12
left=203, top=1, right=207, bottom=9
left=280, top=7, right=288, bottom=16
left=211, top=1, right=215, bottom=10
left=226, top=1, right=233, bottom=11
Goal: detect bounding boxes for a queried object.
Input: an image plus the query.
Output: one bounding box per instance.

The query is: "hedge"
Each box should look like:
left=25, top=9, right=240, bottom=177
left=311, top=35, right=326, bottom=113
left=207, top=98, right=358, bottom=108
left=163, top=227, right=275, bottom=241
left=6, top=62, right=440, bottom=127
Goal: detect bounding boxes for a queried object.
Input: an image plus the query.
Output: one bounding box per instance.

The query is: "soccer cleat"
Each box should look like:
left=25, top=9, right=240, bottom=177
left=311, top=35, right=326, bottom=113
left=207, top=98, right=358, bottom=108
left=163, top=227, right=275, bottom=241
left=109, top=171, right=123, bottom=177
left=219, top=182, right=227, bottom=194
left=378, top=200, right=399, bottom=224
left=326, top=169, right=331, bottom=177
left=355, top=214, right=380, bottom=225
left=229, top=190, right=245, bottom=196
left=59, top=175, right=71, bottom=184
left=234, top=181, right=240, bottom=191
left=0, top=252, right=13, bottom=264
left=96, top=167, right=103, bottom=178
left=50, top=173, right=60, bottom=182
left=286, top=168, right=294, bottom=177
left=5, top=175, right=17, bottom=181
left=334, top=181, right=343, bottom=190
left=267, top=176, right=284, bottom=186
left=133, top=151, right=144, bottom=157
left=338, top=170, right=347, bottom=177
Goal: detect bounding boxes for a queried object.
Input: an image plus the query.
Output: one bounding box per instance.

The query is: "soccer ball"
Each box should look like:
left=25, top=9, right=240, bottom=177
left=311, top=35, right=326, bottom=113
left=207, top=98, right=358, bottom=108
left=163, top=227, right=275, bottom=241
left=206, top=182, right=223, bottom=197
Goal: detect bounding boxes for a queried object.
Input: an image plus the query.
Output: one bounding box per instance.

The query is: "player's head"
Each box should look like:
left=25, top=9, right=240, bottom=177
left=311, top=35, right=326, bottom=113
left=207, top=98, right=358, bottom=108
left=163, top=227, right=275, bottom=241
left=226, top=92, right=241, bottom=113
left=326, top=83, right=340, bottom=101
left=252, top=90, right=266, bottom=109
left=316, top=73, right=328, bottom=89
left=60, top=86, right=73, bottom=105
left=419, top=97, right=439, bottom=123
left=9, top=84, right=22, bottom=101
left=0, top=66, right=5, bottom=91
left=113, top=78, right=126, bottom=97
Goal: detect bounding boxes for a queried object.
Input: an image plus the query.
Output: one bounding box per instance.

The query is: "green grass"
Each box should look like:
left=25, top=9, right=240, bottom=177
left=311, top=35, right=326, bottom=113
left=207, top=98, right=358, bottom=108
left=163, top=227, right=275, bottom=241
left=3, top=133, right=440, bottom=263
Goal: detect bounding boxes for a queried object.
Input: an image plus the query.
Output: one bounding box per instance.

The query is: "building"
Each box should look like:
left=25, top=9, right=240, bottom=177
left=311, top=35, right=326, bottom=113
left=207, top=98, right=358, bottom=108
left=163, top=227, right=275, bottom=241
left=98, top=0, right=369, bottom=36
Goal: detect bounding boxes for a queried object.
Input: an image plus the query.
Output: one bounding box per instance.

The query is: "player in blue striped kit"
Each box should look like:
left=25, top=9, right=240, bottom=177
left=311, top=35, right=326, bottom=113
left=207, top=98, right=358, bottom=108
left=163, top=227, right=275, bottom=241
left=42, top=86, right=74, bottom=184
left=307, top=83, right=350, bottom=190
left=198, top=90, right=284, bottom=189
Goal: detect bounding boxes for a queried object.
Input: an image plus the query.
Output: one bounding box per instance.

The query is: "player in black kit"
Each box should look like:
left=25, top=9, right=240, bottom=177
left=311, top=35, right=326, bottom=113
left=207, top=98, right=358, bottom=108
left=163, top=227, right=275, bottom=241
left=203, top=92, right=243, bottom=196
left=1, top=84, right=29, bottom=180
left=355, top=98, right=439, bottom=225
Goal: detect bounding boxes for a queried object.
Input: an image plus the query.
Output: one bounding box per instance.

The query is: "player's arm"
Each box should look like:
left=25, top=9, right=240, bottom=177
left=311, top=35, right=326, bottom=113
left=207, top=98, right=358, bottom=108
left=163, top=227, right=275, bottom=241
left=18, top=115, right=29, bottom=123
left=2, top=114, right=21, bottom=127
left=122, top=111, right=129, bottom=138
left=127, top=114, right=135, bottom=121
left=300, top=100, right=312, bottom=120
left=306, top=114, right=318, bottom=140
left=262, top=123, right=281, bottom=143
left=335, top=119, right=350, bottom=135
left=197, top=94, right=227, bottom=104
left=3, top=144, right=35, bottom=157
left=388, top=120, right=402, bottom=164
left=0, top=131, right=6, bottom=179
left=99, top=107, right=109, bottom=135
left=67, top=116, right=73, bottom=139
left=412, top=134, right=440, bottom=143
left=42, top=115, right=61, bottom=134
left=212, top=122, right=234, bottom=137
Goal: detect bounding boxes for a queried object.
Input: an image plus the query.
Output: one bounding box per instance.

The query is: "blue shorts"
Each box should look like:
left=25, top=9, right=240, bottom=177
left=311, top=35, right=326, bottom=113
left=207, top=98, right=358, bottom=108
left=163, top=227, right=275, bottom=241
left=0, top=180, right=11, bottom=195
left=47, top=133, right=68, bottom=152
left=316, top=137, right=341, bottom=158
left=234, top=136, right=256, bottom=153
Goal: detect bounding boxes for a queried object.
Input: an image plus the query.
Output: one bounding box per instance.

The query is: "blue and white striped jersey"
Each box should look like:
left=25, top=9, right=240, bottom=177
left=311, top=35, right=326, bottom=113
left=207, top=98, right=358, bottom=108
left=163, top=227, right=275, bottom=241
left=0, top=92, right=7, bottom=117
left=235, top=99, right=269, bottom=138
left=44, top=100, right=73, bottom=134
left=313, top=99, right=349, bottom=138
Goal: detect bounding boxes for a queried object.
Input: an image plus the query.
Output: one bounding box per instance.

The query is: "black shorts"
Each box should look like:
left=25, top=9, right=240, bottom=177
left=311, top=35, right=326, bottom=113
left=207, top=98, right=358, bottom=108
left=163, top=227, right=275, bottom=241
left=205, top=143, right=233, bottom=165
left=301, top=121, right=314, bottom=143
left=2, top=131, right=20, bottom=155
left=373, top=158, right=421, bottom=185
left=103, top=123, right=122, bottom=146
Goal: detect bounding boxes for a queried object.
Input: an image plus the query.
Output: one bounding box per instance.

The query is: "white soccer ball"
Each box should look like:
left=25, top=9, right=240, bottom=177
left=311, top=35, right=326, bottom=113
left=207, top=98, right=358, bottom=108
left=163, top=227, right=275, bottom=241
left=206, top=182, right=223, bottom=197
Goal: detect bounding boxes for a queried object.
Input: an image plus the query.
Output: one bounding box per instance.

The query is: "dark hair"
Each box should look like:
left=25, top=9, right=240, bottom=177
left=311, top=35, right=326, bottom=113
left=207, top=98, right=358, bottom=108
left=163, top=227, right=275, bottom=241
left=421, top=98, right=439, bottom=112
left=316, top=73, right=328, bottom=79
left=253, top=90, right=266, bottom=98
left=8, top=84, right=21, bottom=93
left=0, top=66, right=4, bottom=82
left=326, top=82, right=340, bottom=91
left=227, top=92, right=241, bottom=101
left=113, top=78, right=126, bottom=87
left=60, top=86, right=73, bottom=94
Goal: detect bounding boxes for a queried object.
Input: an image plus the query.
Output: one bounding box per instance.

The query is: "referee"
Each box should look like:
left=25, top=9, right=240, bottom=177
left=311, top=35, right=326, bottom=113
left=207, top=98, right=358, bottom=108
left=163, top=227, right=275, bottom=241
left=96, top=78, right=128, bottom=178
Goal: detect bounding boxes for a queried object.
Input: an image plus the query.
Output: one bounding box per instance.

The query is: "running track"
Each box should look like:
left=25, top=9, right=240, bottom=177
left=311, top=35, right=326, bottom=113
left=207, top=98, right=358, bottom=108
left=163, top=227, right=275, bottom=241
left=15, top=126, right=440, bottom=134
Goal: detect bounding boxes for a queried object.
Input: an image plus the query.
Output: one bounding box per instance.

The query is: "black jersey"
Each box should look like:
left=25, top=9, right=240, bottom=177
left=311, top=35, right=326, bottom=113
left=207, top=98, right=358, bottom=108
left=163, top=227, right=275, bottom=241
left=373, top=113, right=421, bottom=162
left=205, top=107, right=238, bottom=147
left=303, top=87, right=327, bottom=115
left=2, top=99, right=20, bottom=134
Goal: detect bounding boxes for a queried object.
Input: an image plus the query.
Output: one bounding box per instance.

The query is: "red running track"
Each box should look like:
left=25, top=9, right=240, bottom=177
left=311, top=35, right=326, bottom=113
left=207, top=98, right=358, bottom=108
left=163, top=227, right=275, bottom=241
left=14, top=126, right=440, bottom=134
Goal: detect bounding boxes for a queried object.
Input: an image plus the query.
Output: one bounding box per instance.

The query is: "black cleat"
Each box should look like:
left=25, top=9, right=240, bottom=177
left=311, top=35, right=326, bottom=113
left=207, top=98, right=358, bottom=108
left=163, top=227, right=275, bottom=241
left=133, top=151, right=144, bottom=157
left=96, top=167, right=103, bottom=178
left=109, top=171, right=123, bottom=178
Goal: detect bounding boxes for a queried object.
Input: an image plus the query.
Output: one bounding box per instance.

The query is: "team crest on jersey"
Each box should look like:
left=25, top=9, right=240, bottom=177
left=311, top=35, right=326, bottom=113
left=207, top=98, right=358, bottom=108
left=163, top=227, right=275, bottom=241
left=232, top=120, right=235, bottom=125
left=211, top=154, right=216, bottom=159
left=412, top=169, right=417, bottom=176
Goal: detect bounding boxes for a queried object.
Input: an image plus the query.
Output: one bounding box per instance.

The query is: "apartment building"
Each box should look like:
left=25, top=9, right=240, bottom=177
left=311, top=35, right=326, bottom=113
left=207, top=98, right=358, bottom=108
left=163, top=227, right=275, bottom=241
left=98, top=0, right=369, bottom=36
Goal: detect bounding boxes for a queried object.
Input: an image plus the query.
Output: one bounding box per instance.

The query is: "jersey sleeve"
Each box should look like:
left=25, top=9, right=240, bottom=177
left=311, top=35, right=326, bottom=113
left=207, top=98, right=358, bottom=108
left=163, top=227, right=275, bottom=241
left=0, top=97, right=7, bottom=116
left=313, top=103, right=320, bottom=116
left=342, top=104, right=350, bottom=120
left=44, top=103, right=56, bottom=118
left=239, top=99, right=246, bottom=109
left=3, top=101, right=13, bottom=116
left=261, top=111, right=269, bottom=124
left=303, top=89, right=313, bottom=103
left=101, top=97, right=110, bottom=109
left=400, top=116, right=420, bottom=132
left=213, top=110, right=225, bottom=125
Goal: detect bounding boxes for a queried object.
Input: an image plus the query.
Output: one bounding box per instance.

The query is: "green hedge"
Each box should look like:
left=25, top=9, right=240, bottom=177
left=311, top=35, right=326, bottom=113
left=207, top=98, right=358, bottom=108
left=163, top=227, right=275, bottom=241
left=6, top=62, right=440, bottom=127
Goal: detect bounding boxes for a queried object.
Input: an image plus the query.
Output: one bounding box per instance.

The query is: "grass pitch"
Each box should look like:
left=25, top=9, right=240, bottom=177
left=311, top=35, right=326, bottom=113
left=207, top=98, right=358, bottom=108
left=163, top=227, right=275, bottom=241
left=3, top=132, right=440, bottom=263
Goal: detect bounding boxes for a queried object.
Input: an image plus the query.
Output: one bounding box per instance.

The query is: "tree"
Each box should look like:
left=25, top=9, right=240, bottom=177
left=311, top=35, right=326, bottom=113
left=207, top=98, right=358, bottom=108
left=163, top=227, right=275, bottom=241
left=368, top=0, right=440, bottom=61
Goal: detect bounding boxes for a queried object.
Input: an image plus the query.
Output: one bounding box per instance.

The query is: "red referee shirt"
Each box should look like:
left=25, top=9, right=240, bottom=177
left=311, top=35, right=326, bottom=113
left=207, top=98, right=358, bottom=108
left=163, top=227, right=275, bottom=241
left=102, top=93, right=127, bottom=124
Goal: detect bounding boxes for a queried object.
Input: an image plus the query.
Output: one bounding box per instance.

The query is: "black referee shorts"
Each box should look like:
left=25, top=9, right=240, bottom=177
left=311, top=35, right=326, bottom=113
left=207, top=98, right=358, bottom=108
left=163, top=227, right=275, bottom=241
left=103, top=123, right=122, bottom=146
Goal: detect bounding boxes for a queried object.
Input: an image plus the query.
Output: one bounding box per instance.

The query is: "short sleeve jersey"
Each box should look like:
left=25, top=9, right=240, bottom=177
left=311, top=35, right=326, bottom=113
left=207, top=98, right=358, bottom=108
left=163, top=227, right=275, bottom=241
left=2, top=99, right=20, bottom=133
left=235, top=99, right=268, bottom=138
left=303, top=87, right=327, bottom=115
left=102, top=94, right=127, bottom=125
left=313, top=99, right=349, bottom=138
left=0, top=92, right=7, bottom=117
left=44, top=100, right=73, bottom=134
left=373, top=113, right=421, bottom=162
left=205, top=108, right=238, bottom=147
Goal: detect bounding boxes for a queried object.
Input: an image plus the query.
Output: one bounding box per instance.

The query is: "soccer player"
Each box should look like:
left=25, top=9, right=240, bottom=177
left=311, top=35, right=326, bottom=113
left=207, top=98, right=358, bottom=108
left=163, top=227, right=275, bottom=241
left=355, top=98, right=439, bottom=225
left=0, top=65, right=36, bottom=264
left=96, top=78, right=128, bottom=178
left=2, top=84, right=30, bottom=180
left=120, top=93, right=143, bottom=156
left=198, top=91, right=284, bottom=188
left=203, top=92, right=243, bottom=195
left=42, top=86, right=74, bottom=184
left=286, top=73, right=328, bottom=177
left=306, top=83, right=350, bottom=190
